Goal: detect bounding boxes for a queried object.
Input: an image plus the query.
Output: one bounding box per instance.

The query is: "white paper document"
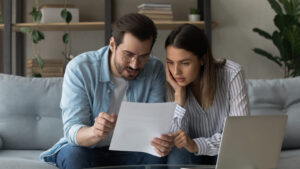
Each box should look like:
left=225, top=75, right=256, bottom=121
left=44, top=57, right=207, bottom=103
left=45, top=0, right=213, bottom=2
left=109, top=101, right=177, bottom=157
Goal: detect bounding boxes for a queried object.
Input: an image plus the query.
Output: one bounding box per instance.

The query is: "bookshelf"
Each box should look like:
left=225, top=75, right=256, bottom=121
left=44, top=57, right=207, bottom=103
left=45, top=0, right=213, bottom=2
left=4, top=22, right=106, bottom=31
left=1, top=0, right=212, bottom=75
left=155, top=21, right=216, bottom=30
left=0, top=21, right=216, bottom=31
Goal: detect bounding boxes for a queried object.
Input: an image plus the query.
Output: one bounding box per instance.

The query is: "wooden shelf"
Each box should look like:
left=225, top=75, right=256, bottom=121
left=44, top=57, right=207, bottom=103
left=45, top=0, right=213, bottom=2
left=0, top=21, right=216, bottom=32
left=13, top=22, right=105, bottom=31
left=154, top=21, right=217, bottom=29
left=0, top=22, right=105, bottom=31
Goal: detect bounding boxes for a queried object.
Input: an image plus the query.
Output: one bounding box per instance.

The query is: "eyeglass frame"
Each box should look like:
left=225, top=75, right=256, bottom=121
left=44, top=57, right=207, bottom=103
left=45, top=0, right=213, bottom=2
left=121, top=50, right=150, bottom=66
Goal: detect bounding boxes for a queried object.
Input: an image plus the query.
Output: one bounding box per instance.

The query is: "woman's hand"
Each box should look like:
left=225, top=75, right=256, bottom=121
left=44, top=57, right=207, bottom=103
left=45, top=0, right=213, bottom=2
left=172, top=130, right=198, bottom=153
left=165, top=64, right=186, bottom=107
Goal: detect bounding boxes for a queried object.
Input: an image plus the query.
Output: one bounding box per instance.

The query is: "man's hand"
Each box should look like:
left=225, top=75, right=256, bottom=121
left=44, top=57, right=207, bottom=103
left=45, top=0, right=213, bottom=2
left=172, top=130, right=198, bottom=153
left=76, top=112, right=117, bottom=147
left=92, top=112, right=117, bottom=139
left=150, top=133, right=174, bottom=157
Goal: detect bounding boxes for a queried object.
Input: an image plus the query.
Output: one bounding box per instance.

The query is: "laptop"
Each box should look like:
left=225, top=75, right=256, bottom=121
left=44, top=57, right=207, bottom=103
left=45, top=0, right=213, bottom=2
left=215, top=115, right=287, bottom=169
left=188, top=115, right=287, bottom=169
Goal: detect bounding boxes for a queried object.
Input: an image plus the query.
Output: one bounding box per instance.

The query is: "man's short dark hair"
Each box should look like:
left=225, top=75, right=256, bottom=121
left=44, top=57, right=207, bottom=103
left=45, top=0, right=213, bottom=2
left=112, top=13, right=157, bottom=48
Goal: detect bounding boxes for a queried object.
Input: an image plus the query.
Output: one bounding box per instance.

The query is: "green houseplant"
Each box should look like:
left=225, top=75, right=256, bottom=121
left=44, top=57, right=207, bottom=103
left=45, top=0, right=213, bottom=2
left=189, top=8, right=200, bottom=21
left=61, top=0, right=73, bottom=63
left=253, top=0, right=300, bottom=77
left=190, top=8, right=200, bottom=15
left=21, top=0, right=45, bottom=77
left=0, top=1, right=3, bottom=23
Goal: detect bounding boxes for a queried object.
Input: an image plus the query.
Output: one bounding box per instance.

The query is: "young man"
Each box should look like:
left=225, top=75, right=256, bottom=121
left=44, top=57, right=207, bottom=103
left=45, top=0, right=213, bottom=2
left=40, top=13, right=173, bottom=169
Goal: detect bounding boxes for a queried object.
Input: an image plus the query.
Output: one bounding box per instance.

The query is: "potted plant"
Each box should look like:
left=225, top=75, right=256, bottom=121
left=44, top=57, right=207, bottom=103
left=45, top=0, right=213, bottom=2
left=253, top=0, right=300, bottom=77
left=0, top=1, right=3, bottom=23
left=189, top=8, right=200, bottom=22
left=21, top=0, right=45, bottom=77
left=61, top=0, right=74, bottom=64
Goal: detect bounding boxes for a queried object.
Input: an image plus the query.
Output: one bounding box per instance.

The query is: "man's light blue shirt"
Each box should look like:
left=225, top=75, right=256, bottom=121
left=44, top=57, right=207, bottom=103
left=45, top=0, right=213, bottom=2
left=40, top=46, right=166, bottom=165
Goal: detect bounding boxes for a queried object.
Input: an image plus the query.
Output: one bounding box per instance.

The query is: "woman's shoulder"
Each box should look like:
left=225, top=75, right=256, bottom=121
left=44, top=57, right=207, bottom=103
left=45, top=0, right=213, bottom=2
left=217, top=59, right=244, bottom=81
left=222, top=59, right=242, bottom=72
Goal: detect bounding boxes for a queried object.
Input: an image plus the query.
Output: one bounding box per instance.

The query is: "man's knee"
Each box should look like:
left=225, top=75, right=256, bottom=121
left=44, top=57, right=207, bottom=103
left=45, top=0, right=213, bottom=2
left=56, top=145, right=92, bottom=169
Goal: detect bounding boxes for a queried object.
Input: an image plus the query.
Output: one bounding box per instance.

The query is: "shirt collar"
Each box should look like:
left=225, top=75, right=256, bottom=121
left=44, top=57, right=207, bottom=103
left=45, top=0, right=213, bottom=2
left=99, top=46, right=111, bottom=83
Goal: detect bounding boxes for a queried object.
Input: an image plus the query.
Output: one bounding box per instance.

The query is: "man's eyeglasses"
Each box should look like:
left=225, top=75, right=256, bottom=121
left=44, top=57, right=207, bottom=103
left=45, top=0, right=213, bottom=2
left=122, top=51, right=149, bottom=65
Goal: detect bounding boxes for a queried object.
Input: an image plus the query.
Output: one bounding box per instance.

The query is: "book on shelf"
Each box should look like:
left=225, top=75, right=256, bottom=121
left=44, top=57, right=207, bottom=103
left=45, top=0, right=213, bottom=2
left=141, top=14, right=173, bottom=20
left=26, top=63, right=64, bottom=68
left=26, top=58, right=64, bottom=64
left=138, top=9, right=173, bottom=15
left=137, top=3, right=172, bottom=10
left=26, top=67, right=64, bottom=73
left=26, top=58, right=64, bottom=67
left=139, top=13, right=173, bottom=21
left=137, top=3, right=173, bottom=21
left=26, top=72, right=64, bottom=77
left=26, top=68, right=64, bottom=77
left=26, top=58, right=65, bottom=77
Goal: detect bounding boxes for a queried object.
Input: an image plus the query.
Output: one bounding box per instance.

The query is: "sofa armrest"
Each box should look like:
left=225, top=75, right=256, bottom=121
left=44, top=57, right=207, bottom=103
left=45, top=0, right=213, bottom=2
left=247, top=77, right=300, bottom=150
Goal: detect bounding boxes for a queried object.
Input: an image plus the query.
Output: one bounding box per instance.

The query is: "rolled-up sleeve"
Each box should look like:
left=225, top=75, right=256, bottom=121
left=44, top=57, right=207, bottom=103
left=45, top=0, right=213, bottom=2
left=169, top=104, right=189, bottom=134
left=60, top=64, right=92, bottom=145
left=193, top=133, right=222, bottom=156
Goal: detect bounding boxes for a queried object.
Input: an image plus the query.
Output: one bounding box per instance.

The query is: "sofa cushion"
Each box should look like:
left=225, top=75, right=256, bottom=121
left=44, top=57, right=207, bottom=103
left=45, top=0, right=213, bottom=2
left=0, top=74, right=64, bottom=150
left=0, top=150, right=57, bottom=169
left=278, top=149, right=300, bottom=169
left=247, top=77, right=300, bottom=150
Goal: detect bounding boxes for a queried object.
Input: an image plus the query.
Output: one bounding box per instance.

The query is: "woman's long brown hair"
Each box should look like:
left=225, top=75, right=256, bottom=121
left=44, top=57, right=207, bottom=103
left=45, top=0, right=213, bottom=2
left=165, top=24, right=225, bottom=110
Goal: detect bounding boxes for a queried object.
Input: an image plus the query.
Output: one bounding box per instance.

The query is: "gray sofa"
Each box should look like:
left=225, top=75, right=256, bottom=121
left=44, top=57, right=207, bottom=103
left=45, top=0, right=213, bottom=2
left=247, top=78, right=300, bottom=169
left=0, top=73, right=299, bottom=169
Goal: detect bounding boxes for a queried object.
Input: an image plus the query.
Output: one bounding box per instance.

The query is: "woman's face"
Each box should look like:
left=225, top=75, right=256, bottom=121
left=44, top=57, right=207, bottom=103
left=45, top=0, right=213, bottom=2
left=166, top=45, right=202, bottom=87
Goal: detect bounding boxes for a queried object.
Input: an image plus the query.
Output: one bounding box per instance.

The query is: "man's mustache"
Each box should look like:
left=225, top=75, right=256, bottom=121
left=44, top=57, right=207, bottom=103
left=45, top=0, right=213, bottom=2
left=126, top=66, right=140, bottom=72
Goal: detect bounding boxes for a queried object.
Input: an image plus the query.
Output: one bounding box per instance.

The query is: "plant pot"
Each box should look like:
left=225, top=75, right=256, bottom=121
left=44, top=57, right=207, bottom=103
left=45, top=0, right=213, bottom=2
left=188, top=14, right=200, bottom=22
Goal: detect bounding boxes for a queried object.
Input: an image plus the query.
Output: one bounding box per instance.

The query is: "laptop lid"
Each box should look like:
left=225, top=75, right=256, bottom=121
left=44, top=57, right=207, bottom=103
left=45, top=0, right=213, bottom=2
left=216, top=115, right=287, bottom=169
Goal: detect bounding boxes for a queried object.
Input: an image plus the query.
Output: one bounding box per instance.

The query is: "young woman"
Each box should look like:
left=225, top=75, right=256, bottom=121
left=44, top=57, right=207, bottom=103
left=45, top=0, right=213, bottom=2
left=166, top=24, right=250, bottom=165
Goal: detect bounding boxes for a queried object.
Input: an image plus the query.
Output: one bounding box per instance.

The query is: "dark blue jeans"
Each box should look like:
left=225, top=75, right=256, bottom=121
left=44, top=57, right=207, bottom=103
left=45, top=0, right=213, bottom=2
left=167, top=147, right=217, bottom=165
left=56, top=145, right=167, bottom=169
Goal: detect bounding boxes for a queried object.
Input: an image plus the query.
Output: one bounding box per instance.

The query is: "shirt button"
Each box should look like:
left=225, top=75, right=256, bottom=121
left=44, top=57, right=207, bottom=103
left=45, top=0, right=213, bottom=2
left=107, top=89, right=110, bottom=93
left=36, top=115, right=41, bottom=121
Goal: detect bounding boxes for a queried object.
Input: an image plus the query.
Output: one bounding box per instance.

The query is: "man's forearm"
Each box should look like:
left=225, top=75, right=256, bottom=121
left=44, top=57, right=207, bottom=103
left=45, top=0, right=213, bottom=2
left=76, top=126, right=101, bottom=147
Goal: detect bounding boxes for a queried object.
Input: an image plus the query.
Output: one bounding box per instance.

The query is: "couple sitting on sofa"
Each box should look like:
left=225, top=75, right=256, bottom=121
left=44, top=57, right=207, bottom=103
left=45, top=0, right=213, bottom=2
left=40, top=13, right=249, bottom=169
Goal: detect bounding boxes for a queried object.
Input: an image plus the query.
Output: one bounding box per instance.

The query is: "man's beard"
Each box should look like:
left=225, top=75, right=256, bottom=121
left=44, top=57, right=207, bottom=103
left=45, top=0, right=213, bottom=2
left=114, top=57, right=140, bottom=81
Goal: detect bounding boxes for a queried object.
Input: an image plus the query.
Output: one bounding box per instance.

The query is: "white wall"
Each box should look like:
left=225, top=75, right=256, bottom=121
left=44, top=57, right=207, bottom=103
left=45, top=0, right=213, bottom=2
left=0, top=32, right=2, bottom=72
left=19, top=0, right=284, bottom=79
left=212, top=0, right=284, bottom=79
left=0, top=0, right=3, bottom=72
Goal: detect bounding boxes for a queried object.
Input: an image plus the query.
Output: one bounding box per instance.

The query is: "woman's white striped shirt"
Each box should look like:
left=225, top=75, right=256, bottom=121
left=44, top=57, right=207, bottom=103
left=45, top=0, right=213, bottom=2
left=170, top=60, right=250, bottom=156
